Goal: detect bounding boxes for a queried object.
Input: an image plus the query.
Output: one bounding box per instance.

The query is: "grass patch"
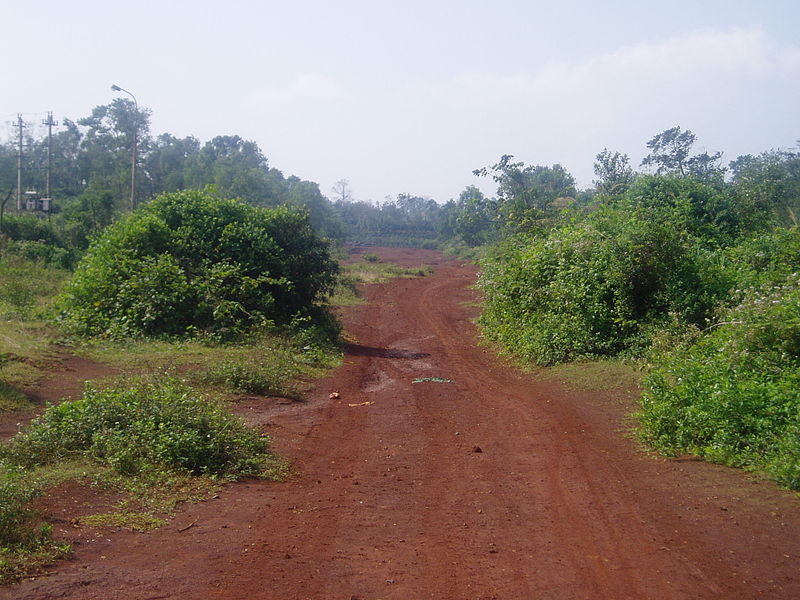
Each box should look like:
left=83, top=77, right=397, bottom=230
left=0, top=463, right=71, bottom=584
left=76, top=512, right=167, bottom=532
left=543, top=359, right=644, bottom=395
left=0, top=253, right=67, bottom=414
left=0, top=254, right=69, bottom=321
left=342, top=258, right=433, bottom=284
left=0, top=381, right=30, bottom=412
left=329, top=273, right=365, bottom=307
left=76, top=330, right=341, bottom=400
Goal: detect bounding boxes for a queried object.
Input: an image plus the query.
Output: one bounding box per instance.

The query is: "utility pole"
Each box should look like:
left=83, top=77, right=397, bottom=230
left=111, top=85, right=138, bottom=210
left=42, top=112, right=58, bottom=200
left=14, top=115, right=24, bottom=211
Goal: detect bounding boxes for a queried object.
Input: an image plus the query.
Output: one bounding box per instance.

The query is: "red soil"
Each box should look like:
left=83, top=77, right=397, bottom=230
left=5, top=247, right=800, bottom=599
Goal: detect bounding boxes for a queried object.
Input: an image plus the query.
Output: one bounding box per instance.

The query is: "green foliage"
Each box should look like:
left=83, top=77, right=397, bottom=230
left=56, top=189, right=339, bottom=339
left=0, top=253, right=69, bottom=319
left=0, top=470, right=46, bottom=548
left=730, top=150, right=800, bottom=228
left=478, top=205, right=726, bottom=365
left=593, top=149, right=634, bottom=195
left=0, top=467, right=68, bottom=583
left=5, top=376, right=270, bottom=477
left=203, top=359, right=302, bottom=400
left=0, top=379, right=29, bottom=412
left=473, top=156, right=576, bottom=230
left=721, top=227, right=800, bottom=290
left=640, top=126, right=724, bottom=184
left=622, top=175, right=741, bottom=245
left=0, top=215, right=61, bottom=246
left=640, top=275, right=800, bottom=489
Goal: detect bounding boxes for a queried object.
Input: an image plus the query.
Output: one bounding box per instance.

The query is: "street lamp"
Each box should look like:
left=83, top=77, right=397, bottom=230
left=111, top=84, right=138, bottom=210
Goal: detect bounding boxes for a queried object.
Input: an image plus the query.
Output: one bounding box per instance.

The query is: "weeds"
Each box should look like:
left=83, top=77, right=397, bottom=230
left=0, top=465, right=70, bottom=584
left=5, top=376, right=272, bottom=477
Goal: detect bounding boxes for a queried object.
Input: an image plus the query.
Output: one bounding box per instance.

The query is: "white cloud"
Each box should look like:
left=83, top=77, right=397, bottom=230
left=244, top=73, right=349, bottom=109
left=408, top=26, right=800, bottom=190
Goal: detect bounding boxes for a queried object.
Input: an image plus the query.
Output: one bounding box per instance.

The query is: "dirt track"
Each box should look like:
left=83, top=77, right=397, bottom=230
left=6, top=248, right=800, bottom=599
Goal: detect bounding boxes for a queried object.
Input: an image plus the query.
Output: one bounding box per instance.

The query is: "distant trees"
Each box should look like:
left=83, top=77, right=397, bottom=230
left=473, top=155, right=576, bottom=231
left=0, top=102, right=349, bottom=256
left=640, top=126, right=725, bottom=183
left=593, top=149, right=633, bottom=195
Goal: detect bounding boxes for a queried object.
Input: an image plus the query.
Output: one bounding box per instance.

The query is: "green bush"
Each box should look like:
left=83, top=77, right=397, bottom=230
left=639, top=275, right=800, bottom=489
left=5, top=377, right=270, bottom=477
left=720, top=227, right=800, bottom=290
left=203, top=359, right=298, bottom=398
left=478, top=206, right=726, bottom=365
left=0, top=471, right=47, bottom=549
left=6, top=240, right=74, bottom=269
left=56, top=189, right=339, bottom=339
left=0, top=215, right=61, bottom=247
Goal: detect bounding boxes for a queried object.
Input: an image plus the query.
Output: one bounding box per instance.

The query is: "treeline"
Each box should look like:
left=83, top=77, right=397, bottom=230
left=0, top=100, right=350, bottom=265
left=474, top=127, right=800, bottom=490
left=1, top=99, right=483, bottom=263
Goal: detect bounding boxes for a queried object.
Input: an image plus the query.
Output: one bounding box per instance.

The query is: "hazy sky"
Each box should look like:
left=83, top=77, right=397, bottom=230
left=3, top=1, right=799, bottom=203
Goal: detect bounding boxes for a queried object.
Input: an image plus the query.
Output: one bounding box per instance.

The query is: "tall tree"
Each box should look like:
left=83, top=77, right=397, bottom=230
left=593, top=148, right=634, bottom=195
left=78, top=98, right=152, bottom=207
left=641, top=126, right=724, bottom=182
left=331, top=179, right=353, bottom=203
left=474, top=155, right=575, bottom=227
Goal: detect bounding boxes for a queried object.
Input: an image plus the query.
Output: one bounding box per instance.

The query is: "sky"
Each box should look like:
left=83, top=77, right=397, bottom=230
left=3, top=0, right=799, bottom=203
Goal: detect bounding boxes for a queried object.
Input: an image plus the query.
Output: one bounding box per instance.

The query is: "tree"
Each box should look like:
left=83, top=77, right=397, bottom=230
left=641, top=126, right=696, bottom=176
left=78, top=98, right=152, bottom=207
left=454, top=185, right=497, bottom=246
left=474, top=155, right=576, bottom=228
left=331, top=179, right=353, bottom=203
left=730, top=150, right=800, bottom=227
left=593, top=148, right=634, bottom=195
left=641, top=126, right=724, bottom=182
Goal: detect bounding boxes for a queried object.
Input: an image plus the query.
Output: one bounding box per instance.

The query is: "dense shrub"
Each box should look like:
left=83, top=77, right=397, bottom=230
left=623, top=175, right=742, bottom=245
left=640, top=275, right=800, bottom=489
left=5, top=377, right=269, bottom=477
left=720, top=227, right=800, bottom=290
left=56, top=189, right=338, bottom=339
left=478, top=206, right=726, bottom=365
left=0, top=215, right=61, bottom=247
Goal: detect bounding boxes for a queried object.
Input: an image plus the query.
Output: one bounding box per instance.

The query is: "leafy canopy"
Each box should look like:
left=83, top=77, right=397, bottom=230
left=57, top=188, right=338, bottom=339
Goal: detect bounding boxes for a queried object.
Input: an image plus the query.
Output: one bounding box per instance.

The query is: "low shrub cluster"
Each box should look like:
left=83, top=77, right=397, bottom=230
left=0, top=469, right=69, bottom=583
left=5, top=377, right=270, bottom=477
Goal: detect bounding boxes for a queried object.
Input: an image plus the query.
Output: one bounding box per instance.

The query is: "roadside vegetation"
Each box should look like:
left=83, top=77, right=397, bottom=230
left=0, top=175, right=439, bottom=581
left=0, top=186, right=346, bottom=581
left=2, top=101, right=798, bottom=579
left=471, top=132, right=800, bottom=491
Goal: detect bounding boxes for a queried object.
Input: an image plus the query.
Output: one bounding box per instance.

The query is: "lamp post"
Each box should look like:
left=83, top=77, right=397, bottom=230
left=111, top=84, right=138, bottom=210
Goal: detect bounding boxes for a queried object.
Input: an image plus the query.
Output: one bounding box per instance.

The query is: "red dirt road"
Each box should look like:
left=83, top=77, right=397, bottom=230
left=6, top=248, right=800, bottom=599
